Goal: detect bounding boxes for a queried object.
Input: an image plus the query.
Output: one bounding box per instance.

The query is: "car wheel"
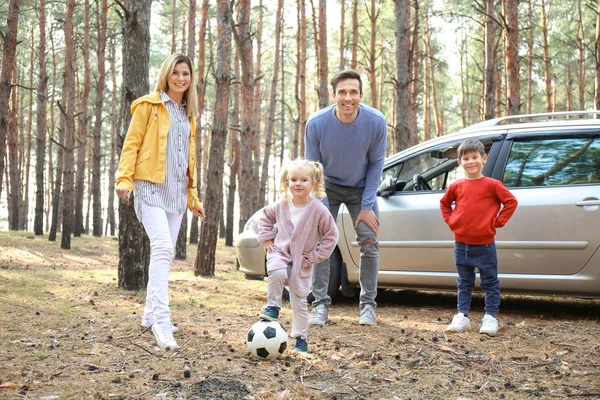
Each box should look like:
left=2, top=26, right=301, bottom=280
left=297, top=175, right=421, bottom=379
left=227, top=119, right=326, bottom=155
left=307, top=247, right=343, bottom=304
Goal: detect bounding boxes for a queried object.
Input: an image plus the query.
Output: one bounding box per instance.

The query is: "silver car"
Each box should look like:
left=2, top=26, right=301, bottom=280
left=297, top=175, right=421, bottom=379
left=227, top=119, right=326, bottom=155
left=234, top=111, right=600, bottom=298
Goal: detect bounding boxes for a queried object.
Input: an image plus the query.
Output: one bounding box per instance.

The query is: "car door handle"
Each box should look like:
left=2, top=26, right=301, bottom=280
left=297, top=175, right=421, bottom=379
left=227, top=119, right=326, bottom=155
left=576, top=200, right=600, bottom=206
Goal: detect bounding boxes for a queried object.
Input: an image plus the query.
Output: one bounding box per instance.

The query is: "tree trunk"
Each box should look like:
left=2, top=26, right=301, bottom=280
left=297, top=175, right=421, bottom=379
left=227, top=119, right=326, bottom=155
left=394, top=0, right=409, bottom=152
left=187, top=0, right=196, bottom=57
left=20, top=28, right=35, bottom=231
left=407, top=0, right=419, bottom=146
left=74, top=0, right=91, bottom=237
left=351, top=0, right=358, bottom=70
left=92, top=0, right=108, bottom=237
left=338, top=0, right=345, bottom=71
left=540, top=0, right=552, bottom=113
left=0, top=0, right=19, bottom=208
left=195, top=0, right=231, bottom=277
left=297, top=0, right=307, bottom=157
left=49, top=72, right=67, bottom=242
left=226, top=53, right=241, bottom=247
left=526, top=0, right=534, bottom=114
left=504, top=0, right=520, bottom=116
left=34, top=0, right=48, bottom=235
left=107, top=38, right=119, bottom=237
left=190, top=0, right=210, bottom=245
left=369, top=0, right=378, bottom=109
left=7, top=62, right=20, bottom=230
left=317, top=0, right=328, bottom=109
left=576, top=0, right=585, bottom=112
left=60, top=0, right=77, bottom=249
left=175, top=215, right=187, bottom=259
left=117, top=0, right=152, bottom=290
left=483, top=0, right=496, bottom=120
left=595, top=1, right=600, bottom=111
left=259, top=0, right=283, bottom=209
left=235, top=0, right=258, bottom=233
left=171, top=0, right=177, bottom=53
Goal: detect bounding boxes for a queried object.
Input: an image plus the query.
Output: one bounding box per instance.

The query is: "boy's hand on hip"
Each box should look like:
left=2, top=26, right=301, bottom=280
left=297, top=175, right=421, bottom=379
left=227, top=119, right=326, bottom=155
left=355, top=209, right=379, bottom=234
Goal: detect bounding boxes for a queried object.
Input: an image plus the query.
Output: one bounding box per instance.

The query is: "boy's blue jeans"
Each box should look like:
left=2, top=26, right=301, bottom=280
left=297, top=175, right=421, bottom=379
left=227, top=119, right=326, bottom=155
left=454, top=242, right=500, bottom=317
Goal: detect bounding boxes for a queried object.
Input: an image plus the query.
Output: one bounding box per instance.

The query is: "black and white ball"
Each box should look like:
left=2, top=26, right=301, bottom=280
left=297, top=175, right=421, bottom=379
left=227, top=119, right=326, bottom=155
left=246, top=320, right=288, bottom=360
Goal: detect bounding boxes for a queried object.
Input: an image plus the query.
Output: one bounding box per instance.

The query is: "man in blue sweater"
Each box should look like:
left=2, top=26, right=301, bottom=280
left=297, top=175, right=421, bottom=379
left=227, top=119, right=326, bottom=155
left=304, top=70, right=387, bottom=326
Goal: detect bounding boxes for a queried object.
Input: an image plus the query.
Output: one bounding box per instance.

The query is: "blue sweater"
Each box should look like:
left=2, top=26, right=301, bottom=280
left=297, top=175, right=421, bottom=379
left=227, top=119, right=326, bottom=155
left=304, top=104, right=387, bottom=210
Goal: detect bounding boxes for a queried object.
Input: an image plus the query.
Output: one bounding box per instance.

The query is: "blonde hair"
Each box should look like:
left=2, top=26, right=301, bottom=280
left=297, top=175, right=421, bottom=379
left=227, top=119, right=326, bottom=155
left=154, top=53, right=198, bottom=118
left=279, top=158, right=327, bottom=199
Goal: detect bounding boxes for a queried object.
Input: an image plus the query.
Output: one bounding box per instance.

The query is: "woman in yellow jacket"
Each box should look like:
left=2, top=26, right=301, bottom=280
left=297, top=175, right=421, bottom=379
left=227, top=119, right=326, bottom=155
left=116, top=53, right=205, bottom=350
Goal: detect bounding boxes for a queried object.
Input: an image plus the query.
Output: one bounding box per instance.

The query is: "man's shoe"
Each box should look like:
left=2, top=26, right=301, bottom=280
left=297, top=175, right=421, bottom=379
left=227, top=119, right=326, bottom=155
left=445, top=312, right=471, bottom=332
left=141, top=317, right=178, bottom=333
left=358, top=304, right=377, bottom=326
left=309, top=304, right=328, bottom=326
left=151, top=322, right=179, bottom=350
left=479, top=314, right=499, bottom=336
left=293, top=337, right=308, bottom=353
left=259, top=306, right=280, bottom=321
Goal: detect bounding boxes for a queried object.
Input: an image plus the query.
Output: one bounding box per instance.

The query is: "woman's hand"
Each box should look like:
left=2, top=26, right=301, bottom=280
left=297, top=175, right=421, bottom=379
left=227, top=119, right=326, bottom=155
left=192, top=205, right=206, bottom=218
left=116, top=188, right=131, bottom=201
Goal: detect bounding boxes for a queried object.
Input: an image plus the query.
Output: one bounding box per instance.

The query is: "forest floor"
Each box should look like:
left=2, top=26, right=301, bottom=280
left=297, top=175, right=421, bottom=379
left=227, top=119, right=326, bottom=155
left=1, top=231, right=600, bottom=400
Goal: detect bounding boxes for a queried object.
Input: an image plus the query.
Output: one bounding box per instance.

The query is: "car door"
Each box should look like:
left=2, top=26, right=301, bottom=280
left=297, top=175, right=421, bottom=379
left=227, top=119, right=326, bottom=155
left=339, top=136, right=503, bottom=282
left=492, top=130, right=600, bottom=275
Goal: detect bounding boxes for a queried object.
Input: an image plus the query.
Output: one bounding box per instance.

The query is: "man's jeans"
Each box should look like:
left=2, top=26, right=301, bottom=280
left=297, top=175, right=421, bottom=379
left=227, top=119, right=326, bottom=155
left=312, top=182, right=379, bottom=309
left=454, top=242, right=500, bottom=317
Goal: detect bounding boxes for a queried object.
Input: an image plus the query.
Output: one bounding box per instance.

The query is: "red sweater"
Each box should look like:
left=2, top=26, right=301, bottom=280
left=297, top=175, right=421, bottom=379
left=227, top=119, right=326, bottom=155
left=440, top=177, right=518, bottom=245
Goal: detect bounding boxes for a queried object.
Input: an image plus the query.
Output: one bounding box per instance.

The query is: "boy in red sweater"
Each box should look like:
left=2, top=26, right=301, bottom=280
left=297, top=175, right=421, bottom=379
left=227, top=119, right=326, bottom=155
left=440, top=139, right=517, bottom=336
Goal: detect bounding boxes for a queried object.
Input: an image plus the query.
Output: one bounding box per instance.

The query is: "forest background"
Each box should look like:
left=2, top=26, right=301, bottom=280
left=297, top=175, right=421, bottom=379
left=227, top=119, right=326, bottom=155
left=1, top=0, right=600, bottom=284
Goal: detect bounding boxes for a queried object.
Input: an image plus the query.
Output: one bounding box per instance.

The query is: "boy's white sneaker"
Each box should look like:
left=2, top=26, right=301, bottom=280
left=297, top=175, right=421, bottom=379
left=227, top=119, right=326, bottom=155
left=151, top=322, right=179, bottom=350
left=479, top=314, right=499, bottom=336
left=445, top=312, right=471, bottom=332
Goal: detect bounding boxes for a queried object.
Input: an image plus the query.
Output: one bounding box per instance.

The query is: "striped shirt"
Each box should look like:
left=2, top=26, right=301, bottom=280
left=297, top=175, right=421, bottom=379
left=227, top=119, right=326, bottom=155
left=134, top=91, right=191, bottom=219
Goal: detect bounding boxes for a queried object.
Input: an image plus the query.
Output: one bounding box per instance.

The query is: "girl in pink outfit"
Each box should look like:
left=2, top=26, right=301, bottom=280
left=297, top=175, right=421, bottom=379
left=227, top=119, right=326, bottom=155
left=257, top=159, right=339, bottom=353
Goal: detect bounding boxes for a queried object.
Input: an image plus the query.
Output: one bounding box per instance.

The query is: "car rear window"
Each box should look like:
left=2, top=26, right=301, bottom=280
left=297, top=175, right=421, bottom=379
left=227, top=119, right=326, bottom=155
left=503, top=137, right=600, bottom=187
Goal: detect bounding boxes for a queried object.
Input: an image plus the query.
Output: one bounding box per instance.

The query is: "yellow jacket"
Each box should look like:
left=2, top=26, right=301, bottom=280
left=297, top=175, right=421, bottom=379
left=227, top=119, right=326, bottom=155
left=116, top=92, right=201, bottom=211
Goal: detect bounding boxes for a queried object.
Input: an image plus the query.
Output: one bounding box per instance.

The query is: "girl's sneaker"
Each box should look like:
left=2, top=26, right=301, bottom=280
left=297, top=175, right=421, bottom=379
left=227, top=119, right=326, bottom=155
left=293, top=337, right=308, bottom=353
left=259, top=306, right=280, bottom=321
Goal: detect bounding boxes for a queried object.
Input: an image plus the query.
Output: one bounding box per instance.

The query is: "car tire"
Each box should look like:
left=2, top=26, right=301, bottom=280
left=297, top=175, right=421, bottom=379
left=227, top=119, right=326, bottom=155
left=307, top=247, right=343, bottom=304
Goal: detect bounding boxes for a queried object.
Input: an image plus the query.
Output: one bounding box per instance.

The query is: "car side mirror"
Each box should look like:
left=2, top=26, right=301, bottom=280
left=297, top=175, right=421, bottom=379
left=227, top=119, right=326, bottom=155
left=377, top=177, right=397, bottom=198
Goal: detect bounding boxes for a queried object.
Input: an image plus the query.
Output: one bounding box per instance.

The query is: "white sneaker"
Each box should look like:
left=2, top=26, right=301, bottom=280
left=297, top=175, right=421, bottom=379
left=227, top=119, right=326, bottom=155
left=309, top=304, right=329, bottom=325
left=151, top=322, right=179, bottom=350
left=446, top=312, right=471, bottom=332
left=358, top=304, right=377, bottom=326
left=141, top=318, right=178, bottom=333
left=479, top=314, right=499, bottom=336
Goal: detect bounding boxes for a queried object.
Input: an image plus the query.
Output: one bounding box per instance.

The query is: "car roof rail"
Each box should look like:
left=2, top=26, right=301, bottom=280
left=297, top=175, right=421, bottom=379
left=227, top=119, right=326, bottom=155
left=462, top=110, right=600, bottom=130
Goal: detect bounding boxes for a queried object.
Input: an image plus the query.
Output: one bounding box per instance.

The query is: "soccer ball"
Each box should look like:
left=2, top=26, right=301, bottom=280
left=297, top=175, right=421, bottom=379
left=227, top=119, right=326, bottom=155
left=246, top=320, right=288, bottom=360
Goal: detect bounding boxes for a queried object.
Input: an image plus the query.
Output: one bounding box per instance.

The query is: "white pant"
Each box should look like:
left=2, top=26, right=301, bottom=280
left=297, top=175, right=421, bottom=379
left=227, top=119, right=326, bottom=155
left=140, top=203, right=183, bottom=324
left=267, top=268, right=308, bottom=340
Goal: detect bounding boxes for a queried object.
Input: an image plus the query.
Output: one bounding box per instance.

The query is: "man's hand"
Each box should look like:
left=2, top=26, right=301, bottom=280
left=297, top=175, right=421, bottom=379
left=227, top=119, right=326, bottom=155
left=263, top=240, right=276, bottom=254
left=354, top=209, right=379, bottom=234
left=192, top=205, right=206, bottom=218
left=116, top=188, right=130, bottom=201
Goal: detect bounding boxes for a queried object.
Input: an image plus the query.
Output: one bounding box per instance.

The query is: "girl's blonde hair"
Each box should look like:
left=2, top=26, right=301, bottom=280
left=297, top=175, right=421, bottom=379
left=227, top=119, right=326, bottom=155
left=155, top=53, right=198, bottom=118
left=279, top=158, right=327, bottom=199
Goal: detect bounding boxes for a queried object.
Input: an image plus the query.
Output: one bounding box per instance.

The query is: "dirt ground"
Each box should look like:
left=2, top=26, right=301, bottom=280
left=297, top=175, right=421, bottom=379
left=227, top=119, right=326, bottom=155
left=1, top=231, right=600, bottom=400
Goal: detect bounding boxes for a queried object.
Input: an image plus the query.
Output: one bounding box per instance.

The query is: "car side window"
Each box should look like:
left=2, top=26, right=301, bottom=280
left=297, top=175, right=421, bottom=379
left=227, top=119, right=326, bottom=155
left=503, top=137, right=600, bottom=187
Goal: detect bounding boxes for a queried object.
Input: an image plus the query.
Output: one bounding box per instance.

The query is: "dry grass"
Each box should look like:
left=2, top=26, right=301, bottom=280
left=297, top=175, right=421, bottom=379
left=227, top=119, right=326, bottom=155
left=1, top=231, right=600, bottom=399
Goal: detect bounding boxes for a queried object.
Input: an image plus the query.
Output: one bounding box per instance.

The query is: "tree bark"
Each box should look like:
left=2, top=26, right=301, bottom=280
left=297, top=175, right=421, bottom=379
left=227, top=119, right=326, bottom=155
left=317, top=0, right=329, bottom=109
left=190, top=0, right=210, bottom=244
left=107, top=38, right=119, bottom=237
left=595, top=1, right=600, bottom=111
left=394, top=0, right=409, bottom=152
left=526, top=0, right=534, bottom=114
left=195, top=0, right=231, bottom=277
left=483, top=0, right=496, bottom=120
left=351, top=0, right=358, bottom=70
left=34, top=0, right=48, bottom=235
left=7, top=61, right=20, bottom=230
left=226, top=53, right=241, bottom=247
left=259, top=0, right=283, bottom=209
left=20, top=27, right=34, bottom=230
left=339, top=0, right=345, bottom=70
left=92, top=0, right=108, bottom=237
left=504, top=0, right=520, bottom=116
left=576, top=0, right=585, bottom=112
left=117, top=0, right=152, bottom=290
left=75, top=0, right=91, bottom=237
left=540, top=0, right=552, bottom=113
left=0, top=0, right=19, bottom=209
left=368, top=0, right=378, bottom=109
left=297, top=0, right=307, bottom=156
left=60, top=0, right=77, bottom=249
left=235, top=0, right=258, bottom=233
